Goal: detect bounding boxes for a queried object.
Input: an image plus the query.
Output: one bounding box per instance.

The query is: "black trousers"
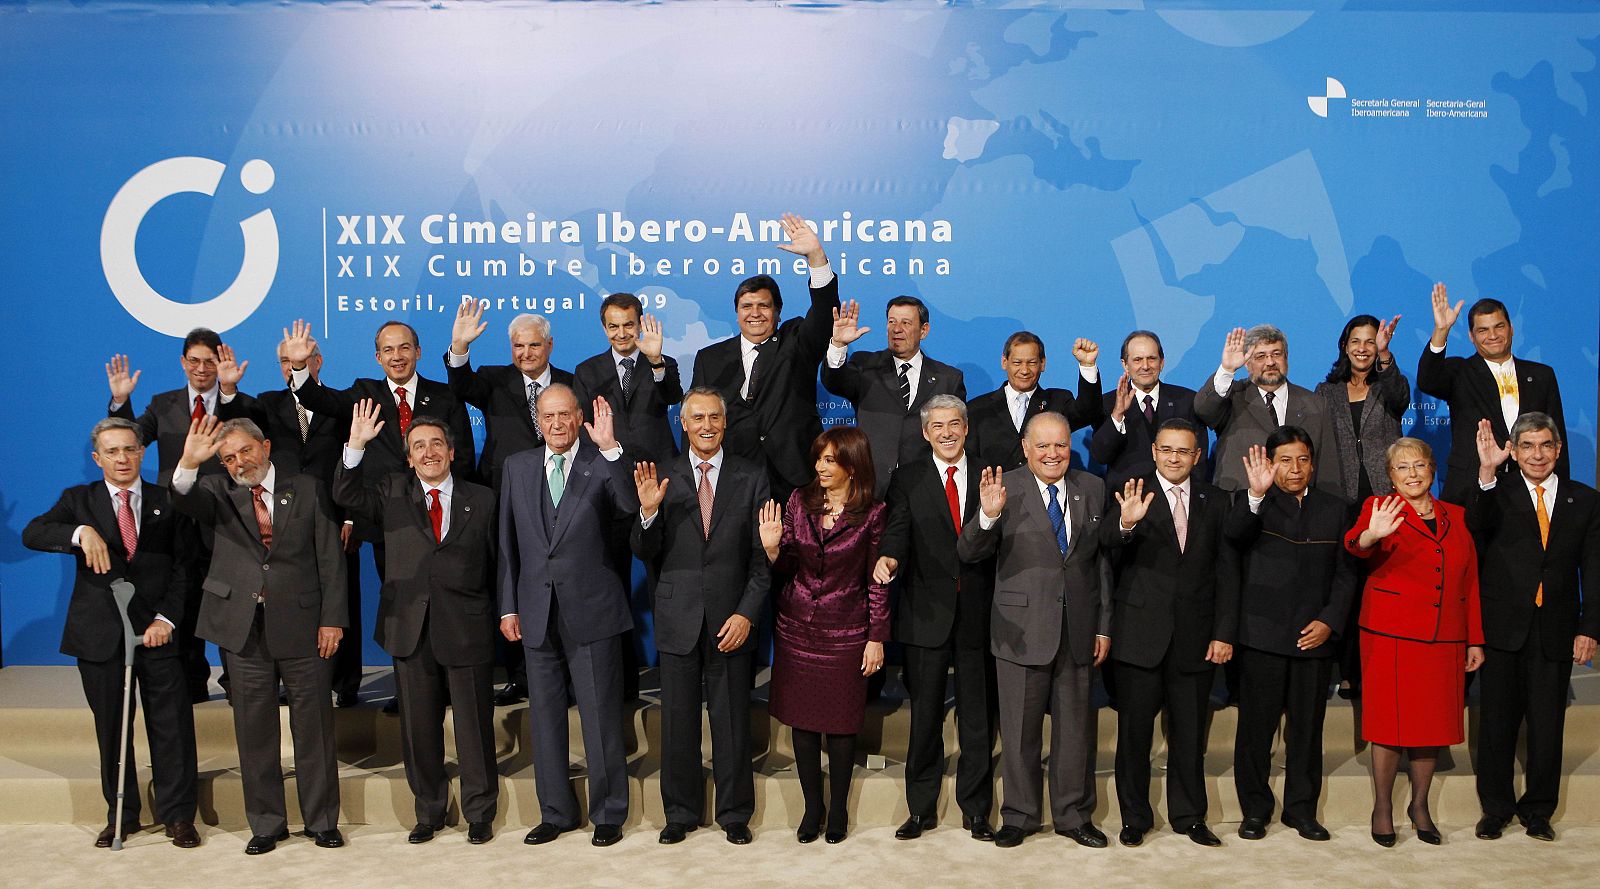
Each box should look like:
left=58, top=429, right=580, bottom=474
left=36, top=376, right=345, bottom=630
left=394, top=615, right=498, bottom=825
left=178, top=543, right=214, bottom=697
left=1233, top=647, right=1331, bottom=823
left=331, top=548, right=366, bottom=699
left=901, top=630, right=995, bottom=820
left=78, top=649, right=198, bottom=826
left=1113, top=646, right=1212, bottom=832
left=658, top=622, right=756, bottom=827
left=1476, top=621, right=1574, bottom=822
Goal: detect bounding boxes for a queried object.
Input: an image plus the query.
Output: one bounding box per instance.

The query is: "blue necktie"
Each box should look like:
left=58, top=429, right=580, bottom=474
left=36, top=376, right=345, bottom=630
left=1047, top=484, right=1068, bottom=554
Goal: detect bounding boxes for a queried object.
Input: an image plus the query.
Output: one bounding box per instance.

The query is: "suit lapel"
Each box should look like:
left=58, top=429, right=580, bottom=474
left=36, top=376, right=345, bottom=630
left=1468, top=357, right=1513, bottom=440
left=229, top=481, right=266, bottom=546
left=1243, top=384, right=1276, bottom=430
left=1062, top=475, right=1088, bottom=554
left=89, top=485, right=124, bottom=562
left=920, top=461, right=958, bottom=538
left=549, top=446, right=595, bottom=548
left=441, top=480, right=474, bottom=547
left=704, top=457, right=736, bottom=539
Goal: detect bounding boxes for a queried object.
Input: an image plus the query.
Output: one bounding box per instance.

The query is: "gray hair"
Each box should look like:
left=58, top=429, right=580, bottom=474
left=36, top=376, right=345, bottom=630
left=681, top=385, right=727, bottom=412
left=90, top=417, right=143, bottom=452
left=534, top=382, right=578, bottom=412
left=1242, top=323, right=1287, bottom=356
left=508, top=313, right=551, bottom=338
left=219, top=417, right=268, bottom=444
left=1022, top=410, right=1071, bottom=440
left=919, top=394, right=968, bottom=426
left=1510, top=411, right=1562, bottom=447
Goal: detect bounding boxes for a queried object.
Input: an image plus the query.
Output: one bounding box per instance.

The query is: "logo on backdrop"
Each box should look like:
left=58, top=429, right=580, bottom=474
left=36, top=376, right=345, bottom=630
left=100, top=157, right=279, bottom=336
left=1307, top=77, right=1347, bottom=118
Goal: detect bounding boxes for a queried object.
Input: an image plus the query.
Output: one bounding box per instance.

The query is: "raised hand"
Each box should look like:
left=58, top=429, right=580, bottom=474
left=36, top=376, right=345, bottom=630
left=1241, top=444, right=1275, bottom=498
left=1220, top=326, right=1247, bottom=373
left=633, top=461, right=670, bottom=517
left=106, top=354, right=141, bottom=404
left=1114, top=477, right=1155, bottom=528
left=872, top=556, right=899, bottom=585
left=281, top=319, right=317, bottom=367
left=451, top=299, right=488, bottom=353
left=178, top=416, right=224, bottom=470
left=830, top=300, right=871, bottom=347
left=1475, top=418, right=1512, bottom=473
left=215, top=343, right=248, bottom=393
left=774, top=212, right=826, bottom=266
left=758, top=499, right=784, bottom=555
left=1430, top=282, right=1463, bottom=346
left=1363, top=495, right=1407, bottom=542
left=78, top=525, right=112, bottom=575
left=347, top=398, right=385, bottom=450
left=639, top=313, right=665, bottom=363
left=1375, top=313, right=1402, bottom=363
left=1072, top=337, right=1099, bottom=367
left=978, top=466, right=1008, bottom=518
left=1110, top=374, right=1135, bottom=423
left=584, top=396, right=618, bottom=451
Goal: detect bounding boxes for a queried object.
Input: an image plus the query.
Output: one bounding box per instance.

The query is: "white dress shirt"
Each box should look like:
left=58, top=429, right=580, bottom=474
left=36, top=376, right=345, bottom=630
left=639, top=448, right=723, bottom=529
left=978, top=471, right=1073, bottom=542
left=933, top=452, right=968, bottom=517
left=1111, top=382, right=1163, bottom=434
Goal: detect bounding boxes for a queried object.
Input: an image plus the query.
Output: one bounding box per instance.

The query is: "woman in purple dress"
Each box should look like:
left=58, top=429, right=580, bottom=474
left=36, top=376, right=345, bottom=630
left=760, top=425, right=890, bottom=844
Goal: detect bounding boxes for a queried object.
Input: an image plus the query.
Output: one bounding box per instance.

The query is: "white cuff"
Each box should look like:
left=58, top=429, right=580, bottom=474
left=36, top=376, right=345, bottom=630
left=289, top=366, right=311, bottom=390
left=978, top=510, right=999, bottom=530
left=599, top=446, right=624, bottom=462
left=71, top=525, right=89, bottom=548
left=1212, top=365, right=1235, bottom=398
left=446, top=348, right=470, bottom=367
left=1247, top=492, right=1264, bottom=514
left=171, top=465, right=199, bottom=494
left=809, top=262, right=835, bottom=288
left=154, top=614, right=175, bottom=628
left=639, top=510, right=658, bottom=530
left=825, top=342, right=847, bottom=368
left=1428, top=342, right=1446, bottom=354
left=1111, top=416, right=1126, bottom=435
left=1479, top=479, right=1498, bottom=491
left=219, top=391, right=236, bottom=404
left=1079, top=365, right=1099, bottom=385
left=342, top=446, right=366, bottom=469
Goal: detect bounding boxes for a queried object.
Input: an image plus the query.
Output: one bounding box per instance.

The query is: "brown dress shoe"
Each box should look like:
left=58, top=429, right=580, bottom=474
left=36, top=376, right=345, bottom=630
left=166, top=821, right=202, bottom=848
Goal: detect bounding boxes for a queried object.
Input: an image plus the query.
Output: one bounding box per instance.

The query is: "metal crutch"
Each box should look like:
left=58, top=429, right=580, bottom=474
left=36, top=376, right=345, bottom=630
left=109, top=579, right=143, bottom=851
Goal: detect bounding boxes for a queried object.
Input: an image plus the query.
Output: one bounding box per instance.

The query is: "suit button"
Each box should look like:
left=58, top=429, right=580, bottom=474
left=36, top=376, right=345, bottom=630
left=1433, top=602, right=1440, bottom=608
left=1435, top=566, right=1441, bottom=572
left=262, top=564, right=270, bottom=571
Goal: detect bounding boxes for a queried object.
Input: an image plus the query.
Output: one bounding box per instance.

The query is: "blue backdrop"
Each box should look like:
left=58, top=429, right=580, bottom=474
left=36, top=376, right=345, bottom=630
left=2, top=0, right=1596, bottom=665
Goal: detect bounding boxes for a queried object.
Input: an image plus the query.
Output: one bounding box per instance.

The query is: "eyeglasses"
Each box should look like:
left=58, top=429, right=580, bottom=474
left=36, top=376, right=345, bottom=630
left=1154, top=446, right=1199, bottom=457
left=184, top=357, right=218, bottom=369
left=1514, top=441, right=1560, bottom=454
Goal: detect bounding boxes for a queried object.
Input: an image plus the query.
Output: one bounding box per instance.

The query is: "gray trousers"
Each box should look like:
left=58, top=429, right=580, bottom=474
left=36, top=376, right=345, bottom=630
left=523, top=623, right=628, bottom=828
left=994, top=628, right=1097, bottom=831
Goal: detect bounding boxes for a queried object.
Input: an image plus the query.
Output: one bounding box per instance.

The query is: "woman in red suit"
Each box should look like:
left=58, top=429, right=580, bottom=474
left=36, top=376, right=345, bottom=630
left=1345, top=437, right=1484, bottom=847
left=759, top=425, right=889, bottom=845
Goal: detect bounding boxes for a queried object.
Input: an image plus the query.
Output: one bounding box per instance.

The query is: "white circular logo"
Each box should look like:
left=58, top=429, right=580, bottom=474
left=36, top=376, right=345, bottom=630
left=100, top=157, right=279, bottom=336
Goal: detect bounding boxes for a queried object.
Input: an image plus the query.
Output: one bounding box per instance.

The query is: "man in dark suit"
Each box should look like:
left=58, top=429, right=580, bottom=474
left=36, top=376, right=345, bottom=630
left=106, top=330, right=256, bottom=701
left=1196, top=325, right=1341, bottom=497
left=690, top=213, right=839, bottom=501
left=957, top=411, right=1112, bottom=849
left=821, top=296, right=966, bottom=497
left=1419, top=284, right=1569, bottom=503
left=575, top=293, right=684, bottom=467
left=965, top=331, right=1103, bottom=474
left=498, top=384, right=639, bottom=847
left=875, top=394, right=995, bottom=842
left=334, top=403, right=500, bottom=845
left=23, top=417, right=201, bottom=849
left=1100, top=419, right=1236, bottom=848
left=444, top=303, right=575, bottom=705
left=630, top=387, right=769, bottom=846
left=1468, top=414, right=1600, bottom=843
left=1225, top=429, right=1356, bottom=843
left=1089, top=330, right=1203, bottom=494
left=171, top=416, right=348, bottom=855
left=253, top=341, right=364, bottom=707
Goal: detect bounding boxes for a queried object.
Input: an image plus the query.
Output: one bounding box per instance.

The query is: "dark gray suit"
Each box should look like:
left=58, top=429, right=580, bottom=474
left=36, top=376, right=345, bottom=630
left=1194, top=379, right=1342, bottom=496
left=820, top=349, right=966, bottom=497
left=173, top=467, right=347, bottom=837
left=957, top=467, right=1112, bottom=832
left=631, top=452, right=769, bottom=827
left=499, top=442, right=640, bottom=828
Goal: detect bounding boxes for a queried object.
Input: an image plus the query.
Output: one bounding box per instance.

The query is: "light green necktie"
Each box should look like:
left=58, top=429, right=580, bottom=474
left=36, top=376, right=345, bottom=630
left=548, top=453, right=566, bottom=506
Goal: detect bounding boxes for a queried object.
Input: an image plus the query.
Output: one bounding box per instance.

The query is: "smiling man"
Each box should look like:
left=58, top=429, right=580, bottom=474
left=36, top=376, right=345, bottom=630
left=1089, top=330, right=1203, bottom=495
left=572, top=293, right=684, bottom=467
left=966, top=331, right=1103, bottom=475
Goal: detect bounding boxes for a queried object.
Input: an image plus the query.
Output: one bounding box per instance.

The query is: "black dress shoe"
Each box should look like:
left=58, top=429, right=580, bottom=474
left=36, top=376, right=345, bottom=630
left=408, top=824, right=440, bottom=844
left=797, top=809, right=824, bottom=844
left=1118, top=826, right=1145, bottom=847
left=467, top=822, right=493, bottom=844
left=493, top=683, right=527, bottom=706
left=523, top=822, right=573, bottom=845
left=1474, top=814, right=1509, bottom=840
left=723, top=823, right=752, bottom=845
left=1371, top=830, right=1397, bottom=847
left=1056, top=823, right=1108, bottom=848
left=1283, top=815, right=1331, bottom=841
left=335, top=691, right=358, bottom=708
left=591, top=824, right=623, bottom=846
left=307, top=828, right=345, bottom=848
left=993, top=825, right=1031, bottom=848
left=961, top=814, right=994, bottom=841
left=1524, top=817, right=1555, bottom=842
left=895, top=814, right=937, bottom=840
left=245, top=831, right=290, bottom=855
left=96, top=823, right=140, bottom=848
left=657, top=822, right=694, bottom=844
left=1238, top=817, right=1268, bottom=840
left=1183, top=823, right=1222, bottom=847
left=166, top=820, right=201, bottom=848
left=382, top=697, right=400, bottom=715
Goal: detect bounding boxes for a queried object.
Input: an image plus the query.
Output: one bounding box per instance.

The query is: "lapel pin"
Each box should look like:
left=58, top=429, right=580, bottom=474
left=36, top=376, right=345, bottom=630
left=280, top=497, right=289, bottom=506
left=1072, top=494, right=1081, bottom=501
left=464, top=506, right=471, bottom=512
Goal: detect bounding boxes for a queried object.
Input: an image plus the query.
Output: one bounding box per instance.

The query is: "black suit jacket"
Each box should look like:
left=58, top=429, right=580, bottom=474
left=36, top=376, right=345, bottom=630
left=574, top=351, right=683, bottom=466
left=630, top=452, right=770, bottom=657
left=821, top=350, right=966, bottom=497
left=878, top=457, right=993, bottom=649
left=965, top=376, right=1103, bottom=473
left=23, top=482, right=192, bottom=661
left=110, top=388, right=256, bottom=485
left=251, top=388, right=343, bottom=482
left=1100, top=475, right=1237, bottom=672
left=1466, top=475, right=1600, bottom=661
left=1088, top=383, right=1203, bottom=495
left=1416, top=348, right=1568, bottom=503
left=1195, top=379, right=1342, bottom=497
left=445, top=355, right=575, bottom=490
left=1224, top=486, right=1357, bottom=658
left=690, top=275, right=840, bottom=491
left=332, top=462, right=498, bottom=666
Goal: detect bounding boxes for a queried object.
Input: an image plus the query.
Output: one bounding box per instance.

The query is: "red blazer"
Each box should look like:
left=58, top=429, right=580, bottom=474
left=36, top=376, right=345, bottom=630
left=1345, top=496, right=1483, bottom=645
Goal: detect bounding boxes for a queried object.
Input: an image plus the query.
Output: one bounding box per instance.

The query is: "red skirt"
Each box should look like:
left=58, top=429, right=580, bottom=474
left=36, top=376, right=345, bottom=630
left=1359, top=630, right=1466, bottom=747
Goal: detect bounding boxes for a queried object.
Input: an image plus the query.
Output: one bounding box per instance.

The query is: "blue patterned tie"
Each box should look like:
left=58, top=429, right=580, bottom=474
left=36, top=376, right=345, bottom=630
left=1047, top=483, right=1068, bottom=554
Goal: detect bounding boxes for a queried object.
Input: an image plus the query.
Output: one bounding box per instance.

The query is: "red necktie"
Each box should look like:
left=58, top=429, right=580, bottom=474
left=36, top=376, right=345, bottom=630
left=396, top=387, right=412, bottom=437
left=115, top=488, right=138, bottom=560
left=250, top=484, right=273, bottom=550
left=945, top=466, right=962, bottom=533
left=191, top=394, right=205, bottom=421
left=428, top=488, right=443, bottom=543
